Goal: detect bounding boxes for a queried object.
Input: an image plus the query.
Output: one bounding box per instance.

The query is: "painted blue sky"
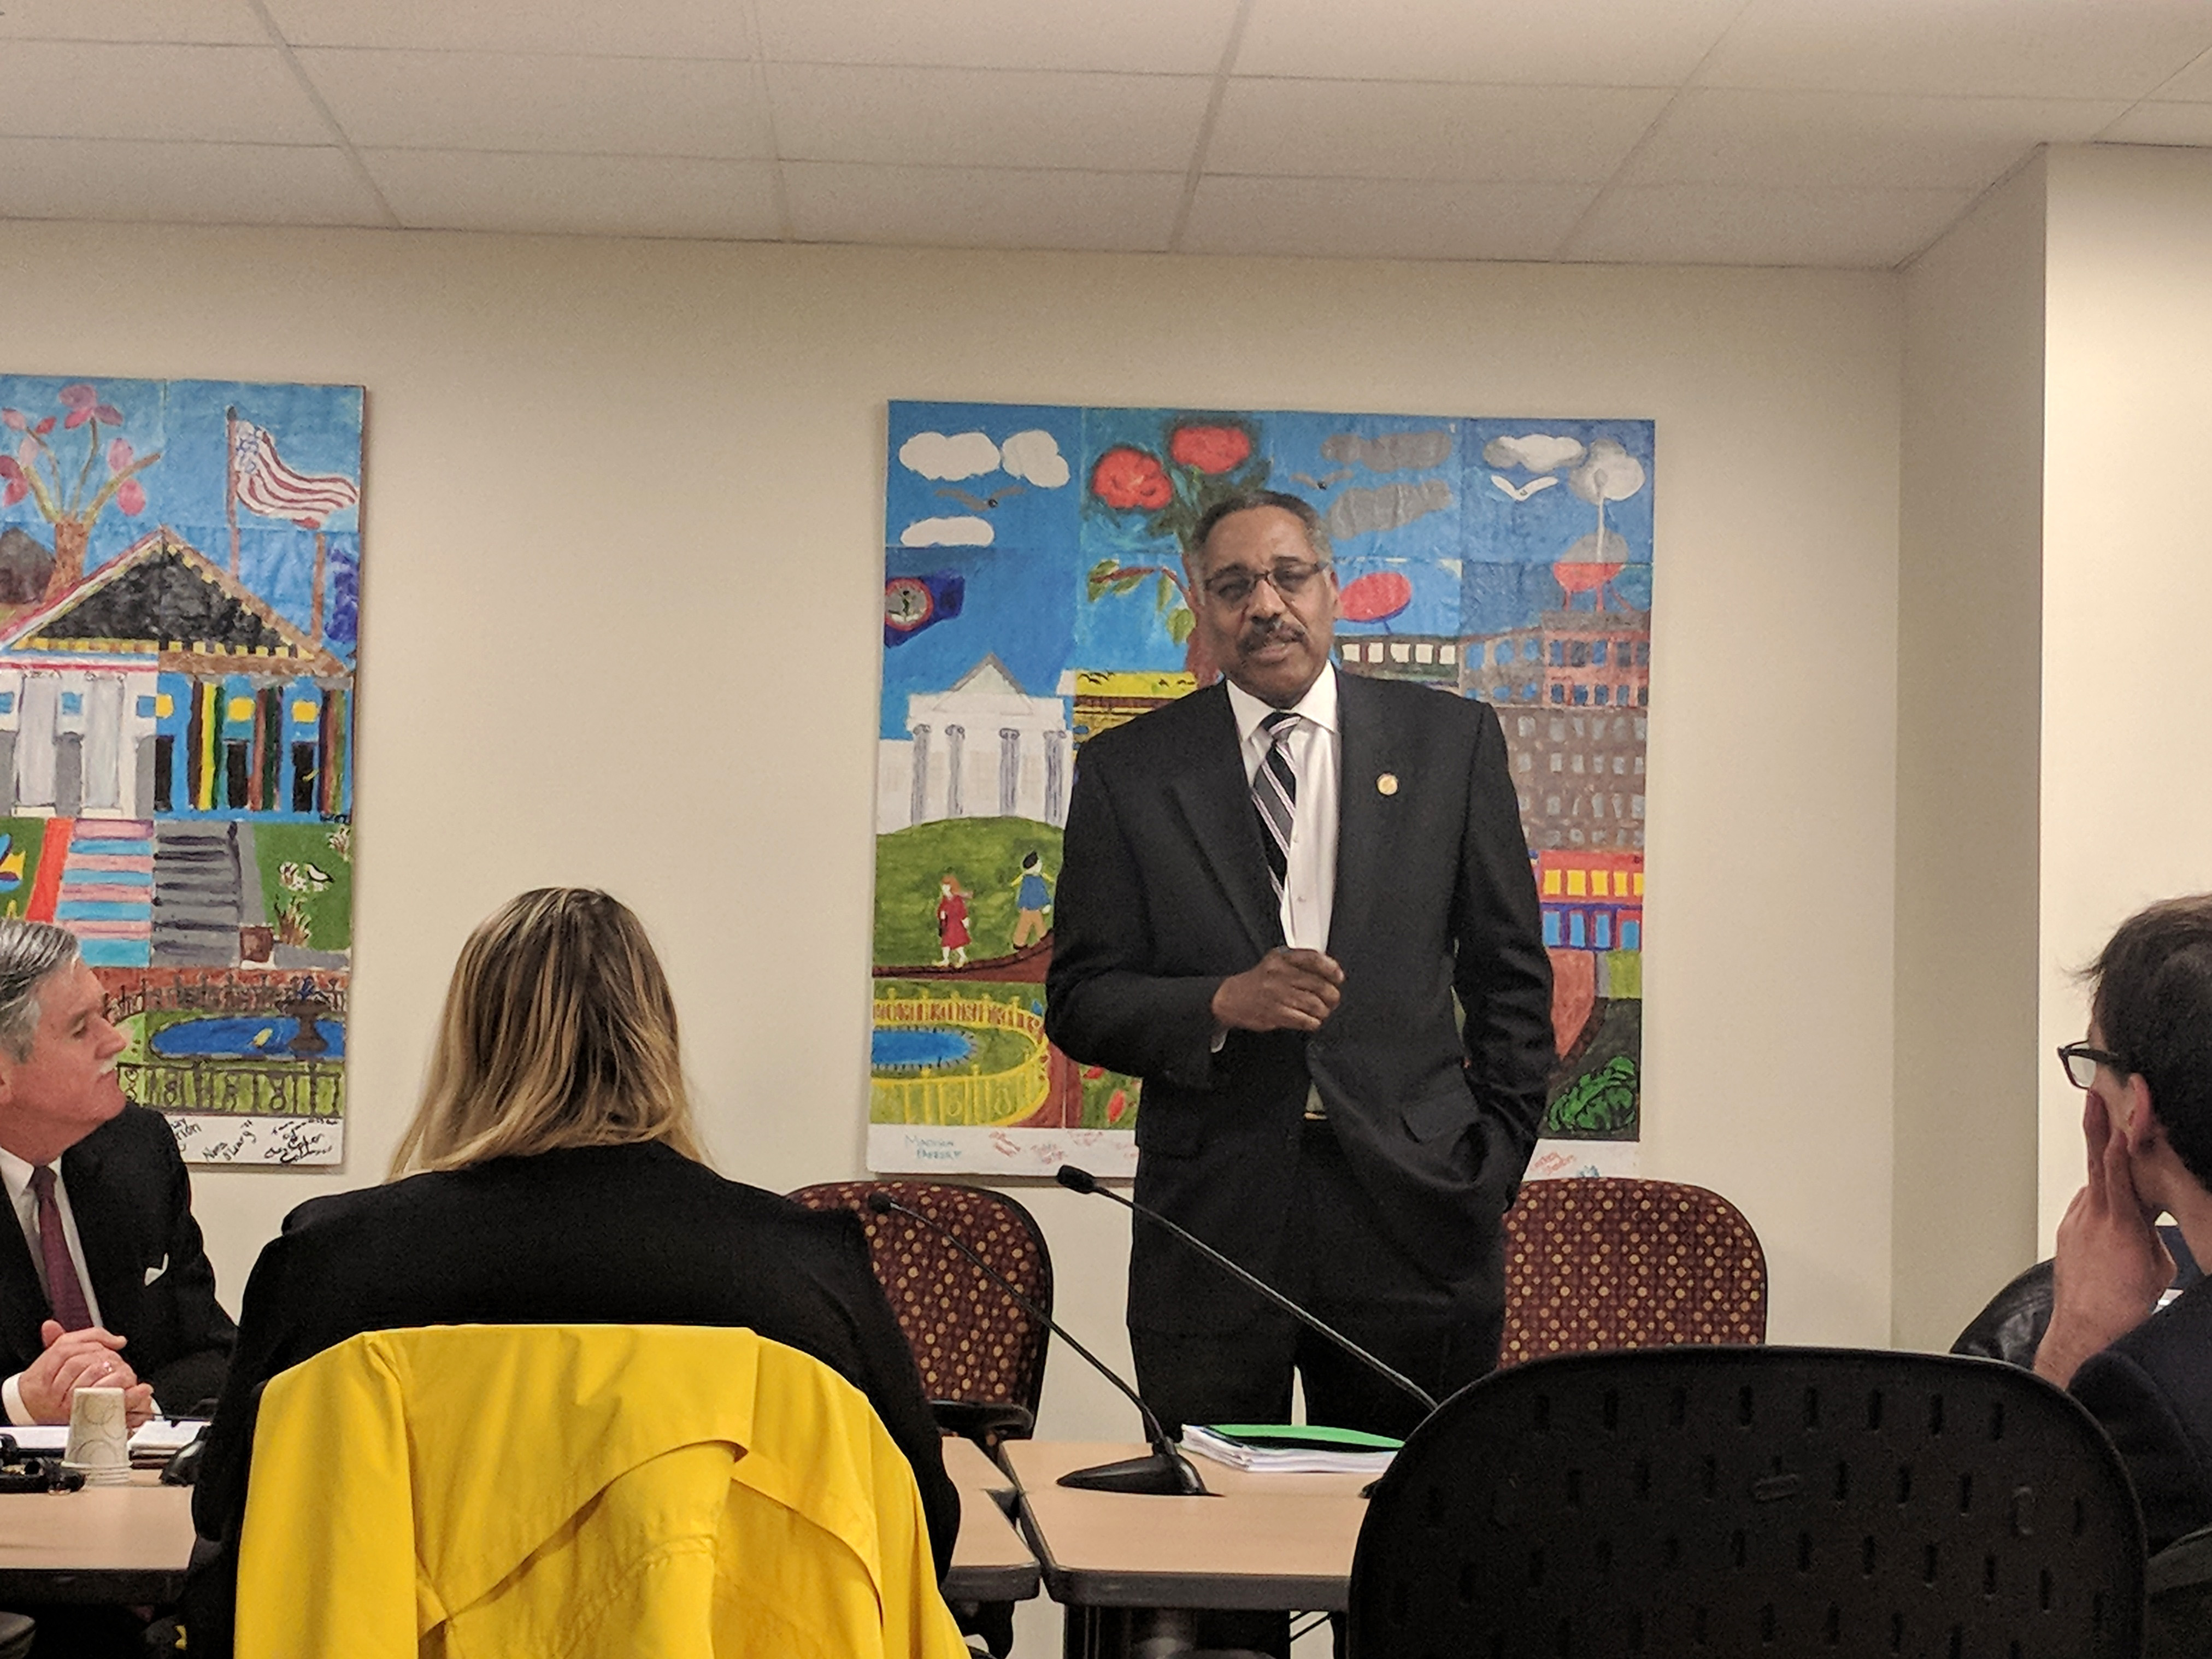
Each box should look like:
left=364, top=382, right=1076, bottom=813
left=883, top=402, right=1654, bottom=737
left=0, top=376, right=363, bottom=655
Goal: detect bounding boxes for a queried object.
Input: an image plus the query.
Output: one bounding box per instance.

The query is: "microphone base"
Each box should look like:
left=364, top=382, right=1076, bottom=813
left=1058, top=1449, right=1211, bottom=1496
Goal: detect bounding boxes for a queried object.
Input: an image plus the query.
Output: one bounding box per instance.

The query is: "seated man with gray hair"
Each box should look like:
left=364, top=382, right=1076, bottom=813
left=0, top=920, right=234, bottom=1425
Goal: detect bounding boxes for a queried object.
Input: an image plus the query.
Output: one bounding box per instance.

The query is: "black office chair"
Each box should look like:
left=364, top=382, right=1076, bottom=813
left=1954, top=1226, right=2202, bottom=1369
left=1348, top=1346, right=2145, bottom=1658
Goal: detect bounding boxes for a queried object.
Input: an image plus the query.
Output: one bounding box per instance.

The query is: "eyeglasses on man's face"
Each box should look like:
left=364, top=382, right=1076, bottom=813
left=1199, top=559, right=1331, bottom=609
left=2057, top=1042, right=2127, bottom=1090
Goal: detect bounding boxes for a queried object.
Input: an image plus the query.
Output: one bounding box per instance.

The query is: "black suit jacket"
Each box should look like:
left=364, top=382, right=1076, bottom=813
left=1045, top=673, right=1555, bottom=1336
left=0, top=1104, right=236, bottom=1414
left=2073, top=1275, right=2212, bottom=1552
left=186, top=1142, right=958, bottom=1656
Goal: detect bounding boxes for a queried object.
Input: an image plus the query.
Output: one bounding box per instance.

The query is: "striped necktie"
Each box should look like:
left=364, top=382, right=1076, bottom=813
left=1252, top=709, right=1301, bottom=903
left=28, top=1164, right=92, bottom=1332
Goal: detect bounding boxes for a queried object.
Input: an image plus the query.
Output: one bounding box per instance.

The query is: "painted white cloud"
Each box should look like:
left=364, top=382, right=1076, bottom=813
left=1569, top=438, right=1646, bottom=505
left=998, top=429, right=1070, bottom=489
left=899, top=430, right=1002, bottom=481
left=901, top=516, right=995, bottom=547
left=1482, top=433, right=1587, bottom=474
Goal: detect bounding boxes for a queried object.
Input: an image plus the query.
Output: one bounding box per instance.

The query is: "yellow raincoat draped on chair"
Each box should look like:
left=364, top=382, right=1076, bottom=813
left=234, top=1324, right=969, bottom=1659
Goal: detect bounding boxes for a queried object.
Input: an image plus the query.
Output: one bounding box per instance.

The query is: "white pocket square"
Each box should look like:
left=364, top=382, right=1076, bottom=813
left=144, top=1256, right=168, bottom=1285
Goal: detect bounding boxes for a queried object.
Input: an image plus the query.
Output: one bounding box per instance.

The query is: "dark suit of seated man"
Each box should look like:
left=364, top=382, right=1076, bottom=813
left=2037, top=895, right=2212, bottom=1551
left=0, top=920, right=234, bottom=1427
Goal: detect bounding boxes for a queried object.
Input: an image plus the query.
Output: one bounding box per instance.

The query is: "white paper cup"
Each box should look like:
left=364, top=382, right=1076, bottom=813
left=61, top=1385, right=130, bottom=1485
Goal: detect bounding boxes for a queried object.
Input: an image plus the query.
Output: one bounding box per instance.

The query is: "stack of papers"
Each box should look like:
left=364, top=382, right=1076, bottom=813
left=1180, top=1422, right=1401, bottom=1474
left=4, top=1418, right=203, bottom=1460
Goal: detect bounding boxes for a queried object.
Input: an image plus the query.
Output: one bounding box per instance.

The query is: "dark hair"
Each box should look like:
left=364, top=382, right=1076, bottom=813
left=2089, top=894, right=2212, bottom=1187
left=1190, top=490, right=1331, bottom=569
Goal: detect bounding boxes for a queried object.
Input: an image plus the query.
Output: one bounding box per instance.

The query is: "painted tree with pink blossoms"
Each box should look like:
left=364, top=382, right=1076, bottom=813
left=0, top=383, right=162, bottom=601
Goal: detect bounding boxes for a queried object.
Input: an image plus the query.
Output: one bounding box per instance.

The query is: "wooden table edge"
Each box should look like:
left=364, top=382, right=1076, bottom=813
left=1011, top=1489, right=1346, bottom=1613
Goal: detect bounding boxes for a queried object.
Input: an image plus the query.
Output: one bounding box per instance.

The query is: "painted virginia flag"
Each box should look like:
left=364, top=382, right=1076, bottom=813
left=232, top=421, right=358, bottom=529
left=883, top=570, right=964, bottom=647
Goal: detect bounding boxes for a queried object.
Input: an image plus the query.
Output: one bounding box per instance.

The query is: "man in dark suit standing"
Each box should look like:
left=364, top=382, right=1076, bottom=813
left=2039, top=895, right=2212, bottom=1552
left=0, top=920, right=234, bottom=1426
left=1046, top=489, right=1555, bottom=1449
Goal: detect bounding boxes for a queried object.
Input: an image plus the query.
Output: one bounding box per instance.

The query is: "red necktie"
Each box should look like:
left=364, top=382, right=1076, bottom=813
left=27, top=1165, right=92, bottom=1331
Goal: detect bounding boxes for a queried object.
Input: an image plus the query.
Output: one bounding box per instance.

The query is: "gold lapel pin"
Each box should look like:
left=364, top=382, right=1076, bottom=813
left=1376, top=772, right=1399, bottom=796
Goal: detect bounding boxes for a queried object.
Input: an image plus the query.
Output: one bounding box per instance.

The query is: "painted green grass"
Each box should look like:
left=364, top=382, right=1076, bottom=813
left=253, top=822, right=354, bottom=951
left=1544, top=999, right=1642, bottom=1140
left=0, top=818, right=48, bottom=921
left=874, top=816, right=1062, bottom=968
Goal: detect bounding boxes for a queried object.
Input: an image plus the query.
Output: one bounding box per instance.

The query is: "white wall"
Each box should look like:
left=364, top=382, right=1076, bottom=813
left=0, top=224, right=1904, bottom=1419
left=2039, top=145, right=2212, bottom=1242
left=1893, top=158, right=2047, bottom=1348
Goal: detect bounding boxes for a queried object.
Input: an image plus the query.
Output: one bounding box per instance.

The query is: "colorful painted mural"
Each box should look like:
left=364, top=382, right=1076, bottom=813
left=875, top=402, right=1651, bottom=1179
left=0, top=376, right=361, bottom=1166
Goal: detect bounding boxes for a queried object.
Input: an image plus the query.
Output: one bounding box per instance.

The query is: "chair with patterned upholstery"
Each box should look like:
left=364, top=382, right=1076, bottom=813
left=786, top=1179, right=1053, bottom=1450
left=1499, top=1176, right=1766, bottom=1368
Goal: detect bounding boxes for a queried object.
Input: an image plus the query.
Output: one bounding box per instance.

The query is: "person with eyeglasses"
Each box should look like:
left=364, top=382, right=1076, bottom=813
left=2037, top=894, right=2212, bottom=1550
left=1046, top=489, right=1552, bottom=1650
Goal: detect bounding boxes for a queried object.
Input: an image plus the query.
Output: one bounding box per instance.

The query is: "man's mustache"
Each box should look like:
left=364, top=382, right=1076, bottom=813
left=1239, top=617, right=1307, bottom=652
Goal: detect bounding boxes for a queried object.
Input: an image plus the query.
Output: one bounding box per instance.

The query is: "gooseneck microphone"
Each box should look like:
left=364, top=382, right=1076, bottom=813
left=862, top=1191, right=1209, bottom=1496
left=1054, top=1163, right=1441, bottom=1416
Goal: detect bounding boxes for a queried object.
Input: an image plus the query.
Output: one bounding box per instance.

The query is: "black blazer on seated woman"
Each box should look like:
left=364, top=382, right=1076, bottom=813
left=184, top=1141, right=958, bottom=1654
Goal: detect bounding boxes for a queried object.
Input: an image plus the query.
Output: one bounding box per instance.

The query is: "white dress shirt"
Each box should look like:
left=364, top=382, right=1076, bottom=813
left=1225, top=666, right=1342, bottom=951
left=0, top=1146, right=105, bottom=1424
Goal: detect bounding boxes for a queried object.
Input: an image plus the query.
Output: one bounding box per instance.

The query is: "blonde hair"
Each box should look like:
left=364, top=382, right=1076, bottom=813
left=390, top=887, right=706, bottom=1176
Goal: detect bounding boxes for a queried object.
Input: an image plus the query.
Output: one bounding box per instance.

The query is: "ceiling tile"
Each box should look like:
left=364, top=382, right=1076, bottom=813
left=263, top=0, right=754, bottom=57
left=0, top=43, right=328, bottom=144
left=755, top=0, right=1238, bottom=74
left=2097, top=103, right=2212, bottom=144
left=769, top=66, right=1209, bottom=171
left=1702, top=0, right=2212, bottom=99
left=1563, top=182, right=1975, bottom=267
left=299, top=50, right=773, bottom=157
left=2139, top=46, right=2212, bottom=99
left=1180, top=175, right=1597, bottom=260
left=0, top=1, right=264, bottom=44
left=784, top=161, right=1184, bottom=250
left=364, top=149, right=783, bottom=237
left=0, top=137, right=383, bottom=225
left=1208, top=80, right=1667, bottom=183
left=1237, top=0, right=1743, bottom=84
left=1626, top=89, right=2122, bottom=189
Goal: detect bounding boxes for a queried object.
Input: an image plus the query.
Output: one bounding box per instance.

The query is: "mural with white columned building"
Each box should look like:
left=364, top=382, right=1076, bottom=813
left=875, top=654, right=1072, bottom=834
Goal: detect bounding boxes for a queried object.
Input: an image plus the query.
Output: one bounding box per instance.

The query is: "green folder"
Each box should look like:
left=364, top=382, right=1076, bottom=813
left=1199, top=1423, right=1404, bottom=1452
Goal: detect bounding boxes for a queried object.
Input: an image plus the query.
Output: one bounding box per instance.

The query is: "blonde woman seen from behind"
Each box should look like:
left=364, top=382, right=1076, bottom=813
left=183, top=889, right=957, bottom=1658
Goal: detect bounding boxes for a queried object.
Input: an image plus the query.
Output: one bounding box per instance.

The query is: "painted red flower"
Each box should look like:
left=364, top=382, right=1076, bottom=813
left=1107, top=1090, right=1128, bottom=1124
left=1091, top=445, right=1172, bottom=511
left=116, top=479, right=146, bottom=515
left=1339, top=570, right=1413, bottom=622
left=32, top=418, right=52, bottom=437
left=58, top=384, right=123, bottom=431
left=107, top=438, right=133, bottom=473
left=1168, top=423, right=1252, bottom=474
left=0, top=411, right=20, bottom=432
left=0, top=456, right=22, bottom=508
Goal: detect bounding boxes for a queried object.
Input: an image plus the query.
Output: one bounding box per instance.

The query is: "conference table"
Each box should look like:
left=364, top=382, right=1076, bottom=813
left=0, top=1475, right=194, bottom=1604
left=1003, top=1440, right=1370, bottom=1658
left=0, top=1440, right=1042, bottom=1611
left=0, top=1439, right=1360, bottom=1658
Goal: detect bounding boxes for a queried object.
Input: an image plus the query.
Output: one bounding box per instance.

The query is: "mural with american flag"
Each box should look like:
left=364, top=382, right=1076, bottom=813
left=0, top=375, right=362, bottom=1166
